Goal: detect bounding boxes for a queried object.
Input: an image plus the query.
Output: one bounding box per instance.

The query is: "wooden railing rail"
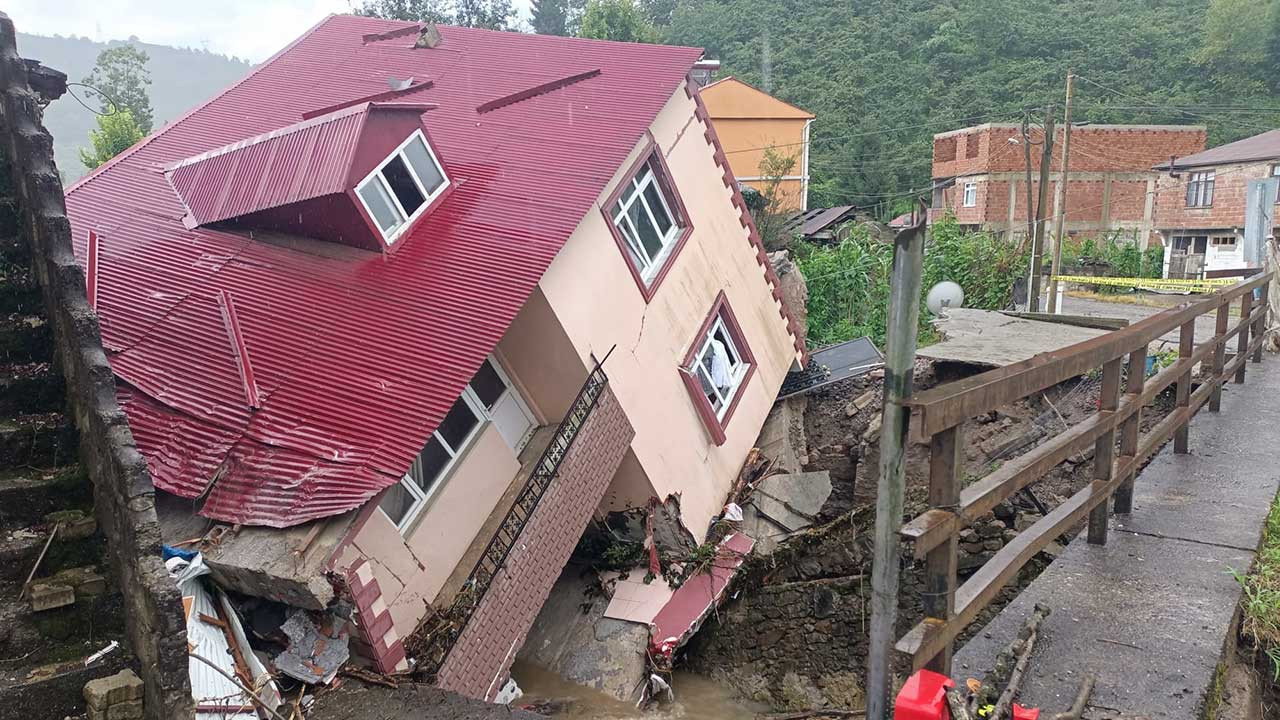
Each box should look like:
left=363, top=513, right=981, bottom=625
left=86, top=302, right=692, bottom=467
left=897, top=272, right=1273, bottom=673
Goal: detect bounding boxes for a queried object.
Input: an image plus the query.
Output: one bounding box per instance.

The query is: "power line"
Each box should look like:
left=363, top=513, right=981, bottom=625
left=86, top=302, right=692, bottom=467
left=1073, top=74, right=1280, bottom=135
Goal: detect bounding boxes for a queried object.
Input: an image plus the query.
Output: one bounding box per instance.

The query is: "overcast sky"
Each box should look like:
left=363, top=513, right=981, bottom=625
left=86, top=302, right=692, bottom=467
left=6, top=0, right=535, bottom=63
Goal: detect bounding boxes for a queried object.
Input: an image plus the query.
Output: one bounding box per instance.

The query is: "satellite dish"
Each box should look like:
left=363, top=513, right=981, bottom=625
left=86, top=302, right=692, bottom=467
left=926, top=281, right=965, bottom=316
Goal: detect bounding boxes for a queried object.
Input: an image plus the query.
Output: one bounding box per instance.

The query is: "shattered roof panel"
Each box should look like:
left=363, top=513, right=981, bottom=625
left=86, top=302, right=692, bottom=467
left=782, top=205, right=857, bottom=237
left=66, top=16, right=705, bottom=527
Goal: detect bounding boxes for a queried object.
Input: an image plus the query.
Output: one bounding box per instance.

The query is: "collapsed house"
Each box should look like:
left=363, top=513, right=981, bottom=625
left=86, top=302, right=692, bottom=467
left=63, top=14, right=805, bottom=703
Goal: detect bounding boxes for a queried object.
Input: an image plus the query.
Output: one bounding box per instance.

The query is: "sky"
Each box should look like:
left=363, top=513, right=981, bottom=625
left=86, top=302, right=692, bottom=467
left=5, top=0, right=534, bottom=63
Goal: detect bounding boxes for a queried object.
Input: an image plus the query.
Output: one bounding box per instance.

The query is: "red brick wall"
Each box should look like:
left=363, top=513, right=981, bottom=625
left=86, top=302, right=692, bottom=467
left=434, top=385, right=635, bottom=700
left=1154, top=161, right=1276, bottom=231
left=936, top=176, right=1158, bottom=230
left=933, top=124, right=1206, bottom=179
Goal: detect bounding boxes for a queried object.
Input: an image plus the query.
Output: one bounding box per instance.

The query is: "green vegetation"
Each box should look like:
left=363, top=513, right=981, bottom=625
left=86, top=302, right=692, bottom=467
left=356, top=0, right=516, bottom=29
left=78, top=109, right=144, bottom=170
left=922, top=216, right=1027, bottom=312
left=578, top=0, right=660, bottom=43
left=796, top=216, right=1022, bottom=349
left=664, top=0, right=1280, bottom=208
left=1237, top=493, right=1280, bottom=679
left=21, top=33, right=251, bottom=184
left=83, top=44, right=153, bottom=134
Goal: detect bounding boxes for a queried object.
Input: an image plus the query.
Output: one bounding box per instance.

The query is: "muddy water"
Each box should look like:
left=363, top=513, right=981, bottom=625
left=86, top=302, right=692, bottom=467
left=510, top=661, right=766, bottom=719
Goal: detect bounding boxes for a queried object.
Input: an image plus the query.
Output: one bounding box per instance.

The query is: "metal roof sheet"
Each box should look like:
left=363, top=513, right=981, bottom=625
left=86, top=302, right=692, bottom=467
left=66, top=15, right=704, bottom=527
left=1158, top=128, right=1280, bottom=169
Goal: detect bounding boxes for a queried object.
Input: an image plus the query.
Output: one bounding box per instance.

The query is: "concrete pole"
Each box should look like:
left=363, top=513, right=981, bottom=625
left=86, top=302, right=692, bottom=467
left=1031, top=107, right=1056, bottom=313
left=1047, top=71, right=1075, bottom=314
left=1022, top=116, right=1039, bottom=310
left=865, top=209, right=926, bottom=720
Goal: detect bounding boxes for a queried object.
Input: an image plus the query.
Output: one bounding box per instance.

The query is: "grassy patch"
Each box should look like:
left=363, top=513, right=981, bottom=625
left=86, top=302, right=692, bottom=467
left=1237, top=492, right=1280, bottom=678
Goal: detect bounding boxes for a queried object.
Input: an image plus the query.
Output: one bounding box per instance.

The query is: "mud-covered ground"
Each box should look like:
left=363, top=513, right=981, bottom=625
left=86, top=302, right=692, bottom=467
left=684, top=358, right=1178, bottom=711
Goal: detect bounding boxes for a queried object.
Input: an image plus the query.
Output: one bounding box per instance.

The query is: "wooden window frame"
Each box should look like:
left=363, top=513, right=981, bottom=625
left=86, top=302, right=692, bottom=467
left=678, top=291, right=756, bottom=446
left=601, top=140, right=694, bottom=303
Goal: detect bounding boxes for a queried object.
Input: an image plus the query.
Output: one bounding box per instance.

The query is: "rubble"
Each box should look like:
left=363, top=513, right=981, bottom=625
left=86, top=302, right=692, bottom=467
left=742, top=471, right=833, bottom=554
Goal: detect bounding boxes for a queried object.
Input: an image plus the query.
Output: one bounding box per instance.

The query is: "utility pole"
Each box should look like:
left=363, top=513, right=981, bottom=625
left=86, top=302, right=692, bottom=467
left=1030, top=106, right=1056, bottom=313
left=1047, top=70, right=1075, bottom=314
left=1021, top=114, right=1037, bottom=310
left=866, top=205, right=926, bottom=720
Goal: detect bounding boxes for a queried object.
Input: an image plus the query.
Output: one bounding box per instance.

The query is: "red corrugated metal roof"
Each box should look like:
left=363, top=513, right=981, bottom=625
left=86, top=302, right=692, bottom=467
left=65, top=15, right=704, bottom=527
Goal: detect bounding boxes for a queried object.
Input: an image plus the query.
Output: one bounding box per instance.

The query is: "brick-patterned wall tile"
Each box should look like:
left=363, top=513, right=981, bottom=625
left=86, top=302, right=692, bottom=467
left=435, top=387, right=635, bottom=700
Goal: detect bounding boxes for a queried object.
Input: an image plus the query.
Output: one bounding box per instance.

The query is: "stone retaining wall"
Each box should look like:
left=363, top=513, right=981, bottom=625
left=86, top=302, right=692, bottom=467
left=0, top=13, right=193, bottom=718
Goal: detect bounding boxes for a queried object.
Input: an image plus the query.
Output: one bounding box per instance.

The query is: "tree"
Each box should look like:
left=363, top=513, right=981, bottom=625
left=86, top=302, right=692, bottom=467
left=578, top=0, right=660, bottom=43
left=83, top=45, right=153, bottom=134
left=355, top=0, right=453, bottom=23
left=454, top=0, right=515, bottom=29
left=750, top=145, right=800, bottom=251
left=532, top=0, right=569, bottom=35
left=80, top=108, right=144, bottom=170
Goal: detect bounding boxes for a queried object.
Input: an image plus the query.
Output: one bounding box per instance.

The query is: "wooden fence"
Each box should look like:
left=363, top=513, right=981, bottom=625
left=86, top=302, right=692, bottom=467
left=895, top=272, right=1274, bottom=673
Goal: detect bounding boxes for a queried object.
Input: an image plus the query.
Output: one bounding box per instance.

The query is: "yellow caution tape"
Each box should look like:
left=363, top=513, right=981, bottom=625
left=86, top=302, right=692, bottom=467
left=1051, top=274, right=1237, bottom=294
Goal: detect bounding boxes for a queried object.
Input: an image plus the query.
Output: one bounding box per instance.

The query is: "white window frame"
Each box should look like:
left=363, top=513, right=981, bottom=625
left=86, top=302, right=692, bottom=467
left=691, top=315, right=750, bottom=421
left=354, top=129, right=449, bottom=245
left=962, top=182, right=977, bottom=207
left=1185, top=170, right=1215, bottom=208
left=381, top=355, right=525, bottom=534
left=610, top=160, right=683, bottom=282
left=1271, top=164, right=1280, bottom=204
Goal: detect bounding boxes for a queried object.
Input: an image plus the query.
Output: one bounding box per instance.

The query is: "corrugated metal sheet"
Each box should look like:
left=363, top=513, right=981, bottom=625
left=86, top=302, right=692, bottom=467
left=65, top=16, right=703, bottom=527
left=165, top=102, right=441, bottom=227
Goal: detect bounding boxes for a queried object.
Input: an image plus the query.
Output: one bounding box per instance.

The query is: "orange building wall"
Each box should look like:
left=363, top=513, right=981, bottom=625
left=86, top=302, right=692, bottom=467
left=699, top=78, right=814, bottom=212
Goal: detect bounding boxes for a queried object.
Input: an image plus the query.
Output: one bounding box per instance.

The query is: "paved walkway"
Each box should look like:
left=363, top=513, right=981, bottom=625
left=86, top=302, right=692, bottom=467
left=953, top=358, right=1280, bottom=719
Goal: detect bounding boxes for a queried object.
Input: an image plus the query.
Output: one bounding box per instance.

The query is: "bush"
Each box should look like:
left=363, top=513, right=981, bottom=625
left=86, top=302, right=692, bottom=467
left=794, top=229, right=896, bottom=347
left=922, top=216, right=1027, bottom=312
left=796, top=216, right=1025, bottom=349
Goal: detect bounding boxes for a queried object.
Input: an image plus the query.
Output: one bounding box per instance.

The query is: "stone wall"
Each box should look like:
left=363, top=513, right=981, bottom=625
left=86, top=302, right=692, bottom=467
left=0, top=13, right=193, bottom=719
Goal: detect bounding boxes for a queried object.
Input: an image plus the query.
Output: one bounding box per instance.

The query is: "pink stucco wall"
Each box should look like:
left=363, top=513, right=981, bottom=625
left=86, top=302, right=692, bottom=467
left=537, top=82, right=801, bottom=534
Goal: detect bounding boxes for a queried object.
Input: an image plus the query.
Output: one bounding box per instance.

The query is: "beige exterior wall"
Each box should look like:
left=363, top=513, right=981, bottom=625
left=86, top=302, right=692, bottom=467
left=538, top=83, right=801, bottom=534
left=494, top=287, right=588, bottom=424
left=337, top=415, right=523, bottom=635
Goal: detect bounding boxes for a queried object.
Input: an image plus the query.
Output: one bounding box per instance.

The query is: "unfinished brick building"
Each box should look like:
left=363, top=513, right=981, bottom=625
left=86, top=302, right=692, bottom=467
left=931, top=123, right=1206, bottom=247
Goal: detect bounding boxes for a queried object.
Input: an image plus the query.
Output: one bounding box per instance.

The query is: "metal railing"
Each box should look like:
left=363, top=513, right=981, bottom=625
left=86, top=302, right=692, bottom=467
left=896, top=272, right=1273, bottom=673
left=408, top=356, right=612, bottom=679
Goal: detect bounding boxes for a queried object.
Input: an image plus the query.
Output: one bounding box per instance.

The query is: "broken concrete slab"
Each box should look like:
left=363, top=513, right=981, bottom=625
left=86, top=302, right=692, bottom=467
left=156, top=490, right=352, bottom=610
left=275, top=608, right=350, bottom=685
left=27, top=581, right=74, bottom=611
left=743, top=471, right=832, bottom=554
left=518, top=564, right=649, bottom=702
left=919, top=308, right=1107, bottom=368
left=51, top=566, right=108, bottom=599
left=44, top=509, right=96, bottom=540
left=83, top=669, right=143, bottom=710
left=757, top=396, right=808, bottom=474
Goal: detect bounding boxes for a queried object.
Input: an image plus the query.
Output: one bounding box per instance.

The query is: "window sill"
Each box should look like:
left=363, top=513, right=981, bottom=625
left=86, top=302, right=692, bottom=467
left=679, top=365, right=754, bottom=447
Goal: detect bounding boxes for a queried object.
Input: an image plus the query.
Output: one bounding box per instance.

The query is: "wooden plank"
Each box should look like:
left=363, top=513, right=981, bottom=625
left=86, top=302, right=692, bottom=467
left=922, top=426, right=962, bottom=674
left=1114, top=346, right=1146, bottom=514
left=906, top=273, right=1270, bottom=440
left=1088, top=358, right=1122, bottom=544
left=897, top=484, right=1095, bottom=662
left=1000, top=311, right=1130, bottom=331
left=1174, top=320, right=1194, bottom=454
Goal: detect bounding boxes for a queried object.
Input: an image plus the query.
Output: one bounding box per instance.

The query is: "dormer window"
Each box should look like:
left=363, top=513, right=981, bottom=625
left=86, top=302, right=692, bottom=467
left=356, top=130, right=449, bottom=243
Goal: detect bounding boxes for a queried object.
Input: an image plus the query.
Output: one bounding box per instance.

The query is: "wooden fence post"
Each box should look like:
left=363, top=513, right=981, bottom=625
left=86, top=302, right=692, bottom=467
left=1114, top=347, right=1146, bottom=514
left=923, top=425, right=962, bottom=674
left=1236, top=291, right=1252, bottom=384
left=1173, top=320, right=1194, bottom=454
left=1252, top=285, right=1268, bottom=363
left=1088, top=358, right=1122, bottom=544
left=1210, top=303, right=1229, bottom=412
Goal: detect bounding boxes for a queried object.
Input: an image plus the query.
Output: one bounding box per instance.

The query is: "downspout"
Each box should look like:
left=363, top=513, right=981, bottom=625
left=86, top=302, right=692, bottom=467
left=800, top=118, right=813, bottom=212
